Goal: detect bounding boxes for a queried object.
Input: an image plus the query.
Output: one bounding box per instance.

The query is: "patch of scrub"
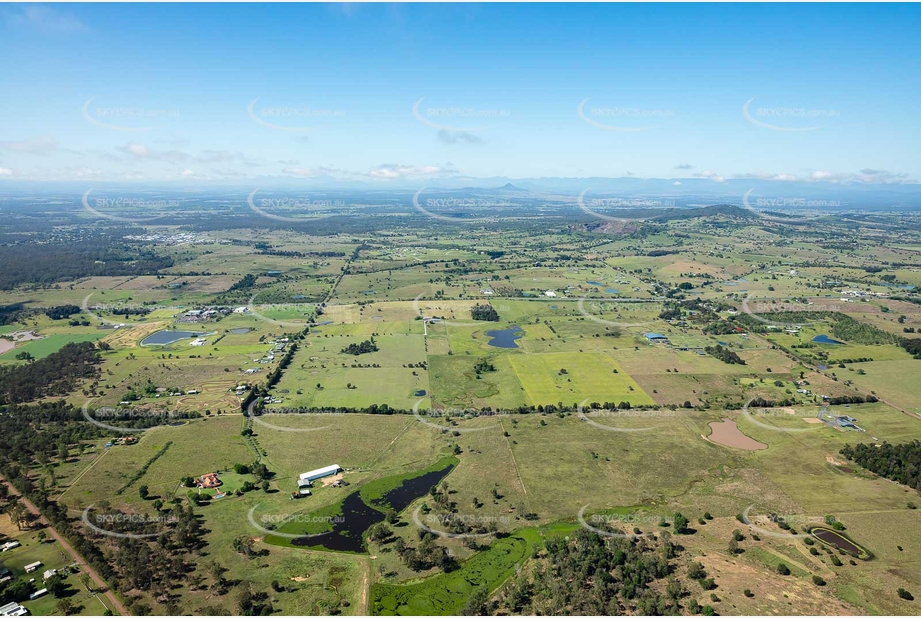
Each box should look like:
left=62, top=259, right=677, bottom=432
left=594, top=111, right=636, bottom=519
left=706, top=418, right=767, bottom=450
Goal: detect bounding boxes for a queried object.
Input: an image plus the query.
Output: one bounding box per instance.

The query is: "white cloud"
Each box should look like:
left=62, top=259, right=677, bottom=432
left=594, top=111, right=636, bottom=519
left=672, top=181, right=681, bottom=186
left=0, top=136, right=64, bottom=156
left=733, top=172, right=801, bottom=182
left=282, top=167, right=327, bottom=178
left=181, top=169, right=195, bottom=177
left=0, top=167, right=13, bottom=177
left=198, top=150, right=260, bottom=166
left=693, top=170, right=725, bottom=183
left=369, top=164, right=448, bottom=180
left=4, top=5, right=88, bottom=34
left=118, top=143, right=190, bottom=163
left=437, top=130, right=483, bottom=145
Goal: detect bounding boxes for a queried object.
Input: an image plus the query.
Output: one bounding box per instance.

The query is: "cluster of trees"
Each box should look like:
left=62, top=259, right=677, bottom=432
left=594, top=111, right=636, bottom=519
left=0, top=342, right=102, bottom=404
left=228, top=273, right=258, bottom=292
left=840, top=440, right=921, bottom=490
left=44, top=305, right=82, bottom=320
left=474, top=358, right=496, bottom=375
left=823, top=394, right=878, bottom=405
left=111, top=307, right=152, bottom=317
left=704, top=345, right=745, bottom=365
left=0, top=302, right=28, bottom=326
left=901, top=338, right=921, bottom=359
left=494, top=528, right=699, bottom=615
left=341, top=337, right=378, bottom=356
left=392, top=529, right=458, bottom=573
left=470, top=304, right=500, bottom=322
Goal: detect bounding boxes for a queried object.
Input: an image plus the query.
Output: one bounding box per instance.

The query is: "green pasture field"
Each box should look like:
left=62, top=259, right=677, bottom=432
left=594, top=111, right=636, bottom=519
left=0, top=332, right=107, bottom=362
left=426, top=353, right=528, bottom=409
left=267, top=332, right=429, bottom=410
left=845, top=359, right=921, bottom=412
left=507, top=351, right=655, bottom=407
left=371, top=527, right=541, bottom=616
left=61, top=416, right=252, bottom=510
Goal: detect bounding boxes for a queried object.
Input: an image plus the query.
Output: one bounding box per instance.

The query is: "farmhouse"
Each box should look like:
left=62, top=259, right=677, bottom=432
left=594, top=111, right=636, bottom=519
left=27, top=589, right=47, bottom=601
left=197, top=472, right=222, bottom=489
left=298, top=464, right=342, bottom=486
left=0, top=541, right=20, bottom=552
left=24, top=561, right=41, bottom=574
left=644, top=332, right=669, bottom=343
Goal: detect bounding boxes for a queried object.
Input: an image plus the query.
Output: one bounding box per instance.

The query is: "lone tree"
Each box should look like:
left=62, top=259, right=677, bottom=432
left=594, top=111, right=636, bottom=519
left=673, top=512, right=689, bottom=534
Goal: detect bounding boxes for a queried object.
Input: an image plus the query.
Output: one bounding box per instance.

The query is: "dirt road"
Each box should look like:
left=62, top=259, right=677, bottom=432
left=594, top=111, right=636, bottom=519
left=0, top=474, right=128, bottom=616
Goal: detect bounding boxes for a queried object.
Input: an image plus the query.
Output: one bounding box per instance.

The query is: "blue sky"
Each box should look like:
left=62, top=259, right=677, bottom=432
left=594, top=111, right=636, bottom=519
left=1, top=2, right=919, bottom=185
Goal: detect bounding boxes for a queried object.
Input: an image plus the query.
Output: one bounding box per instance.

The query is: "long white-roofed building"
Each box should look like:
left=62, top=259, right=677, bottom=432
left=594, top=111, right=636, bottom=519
left=298, top=464, right=342, bottom=485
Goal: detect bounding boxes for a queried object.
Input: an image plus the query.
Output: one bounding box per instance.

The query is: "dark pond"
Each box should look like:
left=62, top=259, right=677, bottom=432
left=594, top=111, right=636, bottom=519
left=813, top=334, right=845, bottom=345
left=587, top=281, right=603, bottom=286
left=605, top=288, right=620, bottom=294
left=812, top=528, right=861, bottom=555
left=290, top=465, right=454, bottom=553
left=141, top=330, right=200, bottom=345
left=486, top=325, right=524, bottom=349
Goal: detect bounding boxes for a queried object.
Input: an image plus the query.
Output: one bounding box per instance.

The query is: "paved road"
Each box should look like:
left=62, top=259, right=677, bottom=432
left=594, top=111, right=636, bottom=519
left=0, top=474, right=127, bottom=616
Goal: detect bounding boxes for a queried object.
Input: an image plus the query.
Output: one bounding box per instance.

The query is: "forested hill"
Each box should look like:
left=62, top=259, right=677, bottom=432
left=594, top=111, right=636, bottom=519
left=0, top=342, right=102, bottom=404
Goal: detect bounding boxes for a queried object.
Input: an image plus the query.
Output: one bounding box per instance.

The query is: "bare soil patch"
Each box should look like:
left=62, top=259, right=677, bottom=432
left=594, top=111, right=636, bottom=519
left=706, top=418, right=767, bottom=450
